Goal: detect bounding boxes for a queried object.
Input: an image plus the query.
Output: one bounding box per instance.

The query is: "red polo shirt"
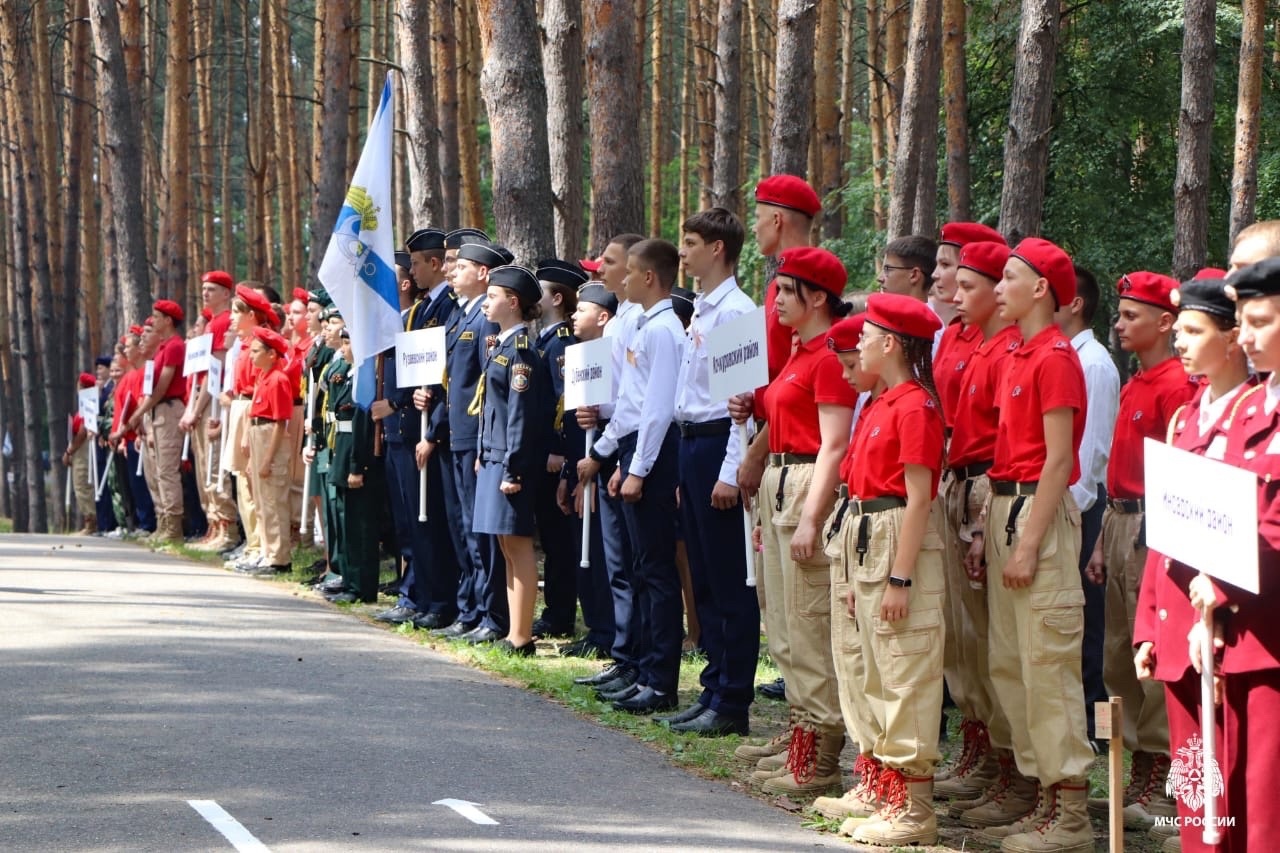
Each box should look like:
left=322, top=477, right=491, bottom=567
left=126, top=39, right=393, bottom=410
left=990, top=324, right=1086, bottom=484
left=233, top=346, right=260, bottom=396
left=1106, top=356, right=1196, bottom=499
left=948, top=324, right=1021, bottom=468
left=112, top=369, right=142, bottom=440
left=209, top=309, right=233, bottom=354
left=251, top=363, right=294, bottom=420
left=761, top=334, right=858, bottom=454
left=846, top=382, right=945, bottom=499
left=152, top=333, right=188, bottom=402
left=934, top=321, right=983, bottom=429
left=71, top=414, right=84, bottom=435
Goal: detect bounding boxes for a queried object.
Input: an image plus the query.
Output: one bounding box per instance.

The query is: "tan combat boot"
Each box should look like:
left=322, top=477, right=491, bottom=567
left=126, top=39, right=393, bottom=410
left=936, top=719, right=996, bottom=799
left=153, top=515, right=182, bottom=545
left=1123, top=752, right=1178, bottom=829
left=978, top=783, right=1049, bottom=842
left=935, top=717, right=976, bottom=784
left=190, top=521, right=225, bottom=552
left=735, top=712, right=794, bottom=762
left=1000, top=779, right=1093, bottom=853
left=851, top=770, right=939, bottom=847
left=813, top=754, right=881, bottom=820
left=959, top=750, right=1039, bottom=828
left=761, top=725, right=844, bottom=797
left=1160, top=834, right=1181, bottom=852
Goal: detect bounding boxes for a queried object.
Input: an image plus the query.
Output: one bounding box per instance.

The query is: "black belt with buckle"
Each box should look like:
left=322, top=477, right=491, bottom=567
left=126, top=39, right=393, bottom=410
left=991, top=480, right=1038, bottom=497
left=250, top=416, right=279, bottom=426
left=950, top=460, right=993, bottom=480
left=677, top=418, right=732, bottom=438
left=1108, top=497, right=1145, bottom=513
left=769, top=452, right=817, bottom=467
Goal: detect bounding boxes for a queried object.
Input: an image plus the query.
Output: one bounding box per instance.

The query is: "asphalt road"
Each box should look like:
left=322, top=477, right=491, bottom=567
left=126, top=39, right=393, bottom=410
left=0, top=534, right=837, bottom=852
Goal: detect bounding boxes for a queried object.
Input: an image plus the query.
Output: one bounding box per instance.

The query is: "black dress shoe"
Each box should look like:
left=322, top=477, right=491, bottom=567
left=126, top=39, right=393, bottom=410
left=433, top=620, right=477, bottom=638
left=654, top=702, right=709, bottom=726
left=412, top=611, right=450, bottom=630
left=461, top=626, right=503, bottom=644
left=374, top=605, right=418, bottom=624
left=594, top=670, right=640, bottom=697
left=495, top=638, right=537, bottom=657
left=327, top=592, right=358, bottom=604
left=613, top=686, right=678, bottom=714
left=559, top=637, right=608, bottom=659
left=531, top=617, right=574, bottom=639
left=669, top=708, right=750, bottom=736
left=599, top=681, right=643, bottom=703
left=320, top=578, right=346, bottom=594
left=575, top=663, right=627, bottom=686
left=757, top=677, right=786, bottom=701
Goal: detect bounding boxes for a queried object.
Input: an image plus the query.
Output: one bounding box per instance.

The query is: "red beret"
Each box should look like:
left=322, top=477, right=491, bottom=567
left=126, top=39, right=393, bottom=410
left=234, top=284, right=279, bottom=328
left=1194, top=267, right=1227, bottom=280
left=1010, top=238, right=1075, bottom=306
left=252, top=326, right=288, bottom=357
left=754, top=174, right=821, bottom=218
left=940, top=222, right=1006, bottom=248
left=128, top=324, right=143, bottom=336
left=201, top=270, right=234, bottom=289
left=143, top=316, right=154, bottom=327
left=866, top=292, right=943, bottom=342
left=200, top=307, right=214, bottom=322
left=958, top=241, right=1011, bottom=282
left=291, top=287, right=310, bottom=304
left=78, top=372, right=96, bottom=388
left=579, top=258, right=603, bottom=273
left=1117, top=271, right=1179, bottom=313
left=153, top=299, right=184, bottom=323
left=826, top=314, right=866, bottom=353
left=777, top=247, right=847, bottom=298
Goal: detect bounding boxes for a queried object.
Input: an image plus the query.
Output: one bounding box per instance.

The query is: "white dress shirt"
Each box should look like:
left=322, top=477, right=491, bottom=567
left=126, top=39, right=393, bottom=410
left=1070, top=328, right=1120, bottom=511
left=674, top=277, right=756, bottom=486
left=594, top=299, right=687, bottom=477
left=596, top=298, right=640, bottom=421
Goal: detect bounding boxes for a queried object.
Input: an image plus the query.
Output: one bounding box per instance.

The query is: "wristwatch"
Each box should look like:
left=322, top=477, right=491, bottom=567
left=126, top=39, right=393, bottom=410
left=887, top=576, right=912, bottom=588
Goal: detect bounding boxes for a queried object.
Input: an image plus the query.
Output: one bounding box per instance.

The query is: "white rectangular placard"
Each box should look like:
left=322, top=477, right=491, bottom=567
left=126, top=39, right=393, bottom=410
left=142, top=360, right=156, bottom=396
left=705, top=306, right=769, bottom=402
left=563, top=337, right=614, bottom=409
left=207, top=356, right=223, bottom=397
left=395, top=327, right=447, bottom=387
left=183, top=333, right=214, bottom=376
left=1144, top=438, right=1259, bottom=593
left=78, top=387, right=99, bottom=434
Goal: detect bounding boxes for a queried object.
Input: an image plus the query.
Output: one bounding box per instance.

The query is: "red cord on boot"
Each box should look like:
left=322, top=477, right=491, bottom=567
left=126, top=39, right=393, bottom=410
left=785, top=725, right=817, bottom=784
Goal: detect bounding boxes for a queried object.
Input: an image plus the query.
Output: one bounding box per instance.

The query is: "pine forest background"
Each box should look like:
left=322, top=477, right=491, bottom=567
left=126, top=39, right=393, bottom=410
left=0, top=0, right=1274, bottom=530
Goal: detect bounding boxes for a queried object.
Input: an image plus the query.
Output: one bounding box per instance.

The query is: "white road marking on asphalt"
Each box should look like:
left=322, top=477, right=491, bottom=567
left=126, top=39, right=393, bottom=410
left=188, top=800, right=272, bottom=852
left=432, top=798, right=499, bottom=825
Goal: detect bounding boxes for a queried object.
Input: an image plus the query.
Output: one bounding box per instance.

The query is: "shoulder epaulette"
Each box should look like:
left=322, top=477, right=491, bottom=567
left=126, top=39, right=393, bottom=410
left=556, top=326, right=571, bottom=338
left=448, top=290, right=458, bottom=301
left=1224, top=383, right=1265, bottom=429
left=515, top=334, right=530, bottom=349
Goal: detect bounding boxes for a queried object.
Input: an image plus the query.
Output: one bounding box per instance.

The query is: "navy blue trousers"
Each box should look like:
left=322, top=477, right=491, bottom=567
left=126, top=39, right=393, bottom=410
left=124, top=444, right=155, bottom=531
left=597, top=458, right=638, bottom=668
left=535, top=468, right=578, bottom=631
left=452, top=447, right=508, bottom=632
left=678, top=431, right=760, bottom=716
left=618, top=426, right=682, bottom=695
left=386, top=440, right=458, bottom=618
left=93, top=444, right=116, bottom=532
left=574, top=475, right=614, bottom=649
left=1079, top=484, right=1107, bottom=740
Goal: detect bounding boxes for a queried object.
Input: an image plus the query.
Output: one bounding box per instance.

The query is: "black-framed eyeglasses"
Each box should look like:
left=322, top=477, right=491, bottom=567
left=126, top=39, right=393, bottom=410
left=881, top=263, right=916, bottom=273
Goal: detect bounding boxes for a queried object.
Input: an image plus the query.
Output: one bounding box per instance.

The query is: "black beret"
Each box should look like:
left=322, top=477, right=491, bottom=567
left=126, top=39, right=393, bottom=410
left=406, top=228, right=446, bottom=253
left=458, top=240, right=514, bottom=269
left=537, top=258, right=589, bottom=288
left=671, top=287, right=695, bottom=328
left=1173, top=278, right=1236, bottom=322
left=94, top=355, right=113, bottom=368
left=321, top=306, right=343, bottom=322
left=338, top=326, right=351, bottom=340
left=577, top=283, right=618, bottom=314
left=445, top=227, right=491, bottom=250
left=394, top=250, right=412, bottom=271
left=308, top=290, right=333, bottom=308
left=488, top=265, right=542, bottom=306
left=1225, top=256, right=1280, bottom=302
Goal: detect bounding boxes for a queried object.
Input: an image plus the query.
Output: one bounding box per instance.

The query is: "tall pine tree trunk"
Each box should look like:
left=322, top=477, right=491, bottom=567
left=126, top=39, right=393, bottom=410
left=887, top=0, right=940, bottom=239
left=88, top=0, right=150, bottom=325
left=648, top=0, right=667, bottom=233
left=770, top=0, right=817, bottom=177
left=458, top=8, right=486, bottom=229
left=711, top=0, right=743, bottom=213
left=1230, top=0, right=1264, bottom=246
left=997, top=0, right=1061, bottom=244
left=543, top=0, right=587, bottom=258
left=157, top=0, right=191, bottom=302
left=815, top=0, right=839, bottom=237
left=1172, top=0, right=1216, bottom=279
left=398, top=0, right=444, bottom=229
left=941, top=0, right=970, bottom=222
left=585, top=0, right=645, bottom=244
left=435, top=0, right=462, bottom=228
left=310, top=0, right=355, bottom=278
left=476, top=0, right=555, bottom=262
